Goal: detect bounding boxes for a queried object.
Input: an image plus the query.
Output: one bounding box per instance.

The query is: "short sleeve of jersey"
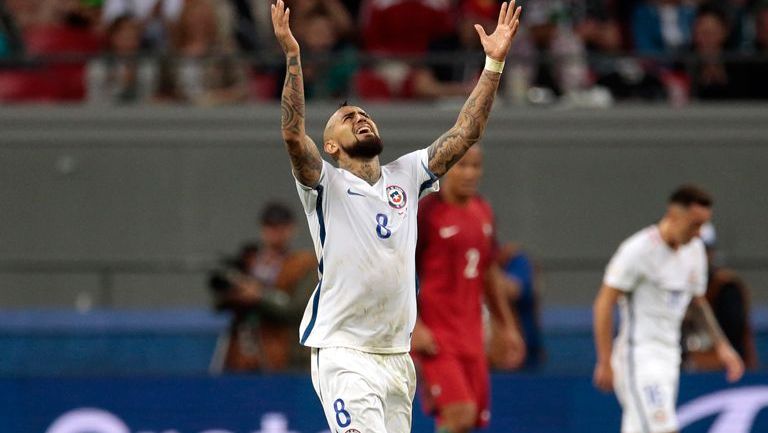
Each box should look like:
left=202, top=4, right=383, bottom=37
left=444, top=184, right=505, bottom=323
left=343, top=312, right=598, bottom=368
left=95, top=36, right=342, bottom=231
left=393, top=148, right=440, bottom=199
left=294, top=160, right=331, bottom=214
left=604, top=238, right=643, bottom=292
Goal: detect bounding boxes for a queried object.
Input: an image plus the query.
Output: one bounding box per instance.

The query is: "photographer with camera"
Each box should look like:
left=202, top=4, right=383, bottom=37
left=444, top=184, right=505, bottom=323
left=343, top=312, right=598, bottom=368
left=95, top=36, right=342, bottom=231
left=210, top=202, right=317, bottom=373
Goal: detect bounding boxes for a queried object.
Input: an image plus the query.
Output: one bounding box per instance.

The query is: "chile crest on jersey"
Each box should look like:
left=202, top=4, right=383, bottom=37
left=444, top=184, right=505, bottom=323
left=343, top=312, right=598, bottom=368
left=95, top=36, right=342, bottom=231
left=386, top=185, right=407, bottom=209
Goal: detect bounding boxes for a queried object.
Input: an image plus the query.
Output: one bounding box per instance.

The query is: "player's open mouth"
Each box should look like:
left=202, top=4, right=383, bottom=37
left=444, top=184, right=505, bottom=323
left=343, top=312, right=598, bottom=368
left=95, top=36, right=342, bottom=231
left=356, top=125, right=372, bottom=134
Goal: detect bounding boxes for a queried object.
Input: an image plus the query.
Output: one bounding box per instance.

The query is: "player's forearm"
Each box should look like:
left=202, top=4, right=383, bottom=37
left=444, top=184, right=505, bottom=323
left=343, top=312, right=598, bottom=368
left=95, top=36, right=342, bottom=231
left=593, top=296, right=615, bottom=364
left=427, top=70, right=501, bottom=176
left=280, top=54, right=322, bottom=185
left=281, top=54, right=306, bottom=142
left=488, top=292, right=516, bottom=329
left=486, top=267, right=516, bottom=328
left=692, top=297, right=729, bottom=347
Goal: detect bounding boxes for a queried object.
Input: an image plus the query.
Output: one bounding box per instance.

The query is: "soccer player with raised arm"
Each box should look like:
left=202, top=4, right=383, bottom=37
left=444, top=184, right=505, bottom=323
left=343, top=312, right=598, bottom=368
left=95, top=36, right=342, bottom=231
left=270, top=1, right=522, bottom=431
left=593, top=185, right=745, bottom=433
left=413, top=145, right=525, bottom=433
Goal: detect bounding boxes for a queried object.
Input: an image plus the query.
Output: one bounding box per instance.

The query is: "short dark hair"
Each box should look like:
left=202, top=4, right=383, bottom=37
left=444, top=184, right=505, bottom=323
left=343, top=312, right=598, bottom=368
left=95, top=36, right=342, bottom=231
left=260, top=201, right=294, bottom=226
left=668, top=184, right=713, bottom=208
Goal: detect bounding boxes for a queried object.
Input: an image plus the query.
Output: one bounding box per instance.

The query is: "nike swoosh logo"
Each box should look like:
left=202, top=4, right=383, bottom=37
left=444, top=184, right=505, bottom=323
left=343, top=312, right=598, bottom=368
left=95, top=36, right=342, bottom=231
left=439, top=226, right=460, bottom=239
left=347, top=188, right=365, bottom=197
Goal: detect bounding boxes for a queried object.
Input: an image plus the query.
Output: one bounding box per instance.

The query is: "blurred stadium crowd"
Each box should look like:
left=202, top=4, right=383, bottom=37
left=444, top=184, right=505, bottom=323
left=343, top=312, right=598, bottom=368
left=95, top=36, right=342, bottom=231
left=0, top=0, right=767, bottom=105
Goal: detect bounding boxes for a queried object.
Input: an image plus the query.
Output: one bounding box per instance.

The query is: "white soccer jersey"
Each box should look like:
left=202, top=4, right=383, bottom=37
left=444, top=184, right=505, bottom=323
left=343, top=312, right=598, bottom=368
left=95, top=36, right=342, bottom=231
left=294, top=148, right=439, bottom=354
left=605, top=225, right=707, bottom=365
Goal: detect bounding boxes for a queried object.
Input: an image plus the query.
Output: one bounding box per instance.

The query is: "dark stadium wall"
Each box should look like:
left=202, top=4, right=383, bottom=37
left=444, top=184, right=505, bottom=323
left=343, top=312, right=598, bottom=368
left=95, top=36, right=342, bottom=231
left=1, top=105, right=767, bottom=308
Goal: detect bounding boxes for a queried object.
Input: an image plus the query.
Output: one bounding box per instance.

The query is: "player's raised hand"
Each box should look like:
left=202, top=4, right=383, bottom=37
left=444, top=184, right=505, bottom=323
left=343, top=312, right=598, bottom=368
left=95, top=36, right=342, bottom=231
left=271, top=0, right=299, bottom=56
left=474, top=0, right=522, bottom=62
left=593, top=362, right=614, bottom=392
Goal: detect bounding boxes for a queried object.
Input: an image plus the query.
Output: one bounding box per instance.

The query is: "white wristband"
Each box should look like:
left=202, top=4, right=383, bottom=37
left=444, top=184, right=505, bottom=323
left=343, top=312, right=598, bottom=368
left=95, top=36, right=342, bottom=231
left=484, top=56, right=505, bottom=73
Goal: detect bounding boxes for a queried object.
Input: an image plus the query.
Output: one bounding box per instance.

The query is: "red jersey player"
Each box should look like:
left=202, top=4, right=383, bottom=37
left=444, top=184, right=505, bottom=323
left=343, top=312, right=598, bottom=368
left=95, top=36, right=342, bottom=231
left=413, top=146, right=525, bottom=433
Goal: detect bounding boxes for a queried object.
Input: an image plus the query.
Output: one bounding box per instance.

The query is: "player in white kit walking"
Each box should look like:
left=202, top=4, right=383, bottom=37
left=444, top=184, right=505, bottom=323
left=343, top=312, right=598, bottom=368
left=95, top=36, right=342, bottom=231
left=270, top=1, right=523, bottom=432
left=593, top=185, right=745, bottom=433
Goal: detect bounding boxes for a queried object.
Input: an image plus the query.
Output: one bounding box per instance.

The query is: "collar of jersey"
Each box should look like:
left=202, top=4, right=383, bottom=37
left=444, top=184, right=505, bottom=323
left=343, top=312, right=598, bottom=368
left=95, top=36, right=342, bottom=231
left=342, top=168, right=385, bottom=196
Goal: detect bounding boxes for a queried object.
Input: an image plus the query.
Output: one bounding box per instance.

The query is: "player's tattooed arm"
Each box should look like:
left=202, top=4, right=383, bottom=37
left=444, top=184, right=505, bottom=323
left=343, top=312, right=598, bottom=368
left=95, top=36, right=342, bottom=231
left=427, top=71, right=500, bottom=177
left=690, top=296, right=745, bottom=382
left=427, top=1, right=521, bottom=177
left=689, top=296, right=728, bottom=344
left=281, top=55, right=322, bottom=186
left=272, top=0, right=322, bottom=187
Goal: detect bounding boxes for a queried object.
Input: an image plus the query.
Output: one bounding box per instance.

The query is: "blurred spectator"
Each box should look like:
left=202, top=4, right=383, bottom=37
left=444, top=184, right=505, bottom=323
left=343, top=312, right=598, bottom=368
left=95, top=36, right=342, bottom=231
left=755, top=2, right=768, bottom=52
left=209, top=202, right=317, bottom=373
left=358, top=0, right=454, bottom=96
left=690, top=4, right=740, bottom=100
left=739, top=2, right=768, bottom=98
left=16, top=0, right=103, bottom=101
left=289, top=0, right=355, bottom=42
left=275, top=10, right=357, bottom=99
left=632, top=0, right=695, bottom=55
left=339, top=0, right=362, bottom=22
left=507, top=0, right=590, bottom=104
left=0, top=0, right=24, bottom=58
left=103, top=0, right=184, bottom=24
left=629, top=0, right=700, bottom=105
left=4, top=0, right=43, bottom=31
left=87, top=14, right=158, bottom=104
left=491, top=243, right=544, bottom=370
left=720, top=0, right=751, bottom=50
left=102, top=0, right=184, bottom=51
left=577, top=13, right=624, bottom=54
left=228, top=0, right=260, bottom=51
left=360, top=0, right=453, bottom=55
left=159, top=0, right=248, bottom=105
left=582, top=15, right=668, bottom=101
left=248, top=0, right=285, bottom=53
left=24, top=0, right=103, bottom=54
left=682, top=223, right=758, bottom=371
left=409, top=0, right=498, bottom=99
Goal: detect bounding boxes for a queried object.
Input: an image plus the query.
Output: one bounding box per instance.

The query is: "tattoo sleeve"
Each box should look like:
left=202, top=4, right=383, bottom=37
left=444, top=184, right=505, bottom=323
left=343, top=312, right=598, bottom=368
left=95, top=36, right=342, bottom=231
left=427, top=70, right=501, bottom=177
left=691, top=297, right=728, bottom=345
left=281, top=55, right=322, bottom=186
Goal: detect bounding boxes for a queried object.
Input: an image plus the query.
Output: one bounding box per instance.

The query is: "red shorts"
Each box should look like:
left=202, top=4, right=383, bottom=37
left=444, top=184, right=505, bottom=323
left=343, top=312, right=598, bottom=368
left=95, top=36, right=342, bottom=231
left=415, top=351, right=491, bottom=428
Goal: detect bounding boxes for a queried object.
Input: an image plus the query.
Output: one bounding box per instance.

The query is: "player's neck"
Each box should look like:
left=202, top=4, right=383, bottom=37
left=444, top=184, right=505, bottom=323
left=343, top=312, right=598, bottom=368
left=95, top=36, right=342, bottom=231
left=657, top=218, right=680, bottom=250
left=339, top=156, right=381, bottom=186
left=441, top=189, right=471, bottom=205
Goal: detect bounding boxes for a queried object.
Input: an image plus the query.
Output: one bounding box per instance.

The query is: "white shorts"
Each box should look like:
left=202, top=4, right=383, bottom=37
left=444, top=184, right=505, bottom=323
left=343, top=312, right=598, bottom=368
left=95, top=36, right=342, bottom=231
left=612, top=345, right=679, bottom=433
left=311, top=347, right=417, bottom=433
